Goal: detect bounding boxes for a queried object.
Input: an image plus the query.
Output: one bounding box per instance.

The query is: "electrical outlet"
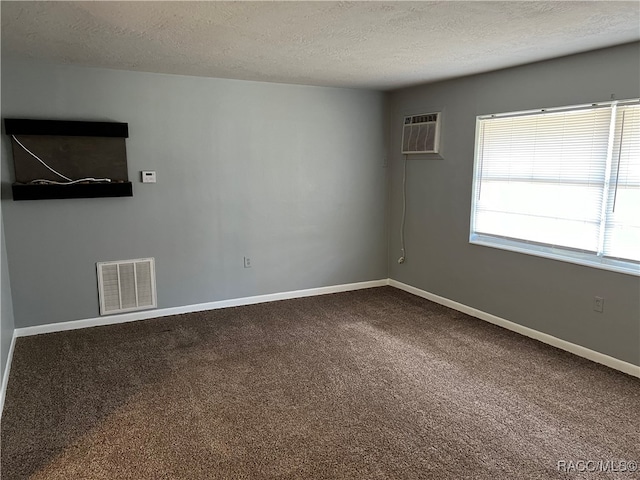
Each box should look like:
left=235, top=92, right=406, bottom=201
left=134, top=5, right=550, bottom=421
left=594, top=296, right=604, bottom=313
left=244, top=256, right=251, bottom=268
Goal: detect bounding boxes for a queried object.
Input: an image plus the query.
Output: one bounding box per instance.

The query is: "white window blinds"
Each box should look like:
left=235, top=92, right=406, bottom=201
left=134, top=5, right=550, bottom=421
left=604, top=104, right=640, bottom=262
left=471, top=100, right=639, bottom=274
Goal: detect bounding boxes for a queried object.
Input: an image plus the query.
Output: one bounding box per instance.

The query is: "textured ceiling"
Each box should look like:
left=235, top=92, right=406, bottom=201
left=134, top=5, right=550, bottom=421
left=2, top=1, right=639, bottom=90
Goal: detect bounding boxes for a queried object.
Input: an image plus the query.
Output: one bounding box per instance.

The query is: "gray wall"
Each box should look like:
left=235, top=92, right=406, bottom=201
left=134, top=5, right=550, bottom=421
left=1, top=59, right=388, bottom=328
left=388, top=42, right=640, bottom=366
left=3, top=45, right=638, bottom=367
left=1, top=209, right=15, bottom=382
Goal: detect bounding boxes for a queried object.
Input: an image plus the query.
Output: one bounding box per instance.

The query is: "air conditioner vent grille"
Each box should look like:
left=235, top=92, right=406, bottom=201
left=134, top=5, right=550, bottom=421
left=405, top=113, right=438, bottom=124
left=401, top=111, right=441, bottom=154
left=97, top=258, right=156, bottom=315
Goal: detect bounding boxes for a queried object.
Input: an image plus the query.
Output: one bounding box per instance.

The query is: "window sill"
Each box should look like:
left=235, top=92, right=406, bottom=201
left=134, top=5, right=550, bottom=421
left=469, top=234, right=640, bottom=277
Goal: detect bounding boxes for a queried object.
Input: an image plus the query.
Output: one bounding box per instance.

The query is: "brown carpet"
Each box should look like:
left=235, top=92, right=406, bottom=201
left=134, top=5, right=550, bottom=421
left=1, top=286, right=639, bottom=479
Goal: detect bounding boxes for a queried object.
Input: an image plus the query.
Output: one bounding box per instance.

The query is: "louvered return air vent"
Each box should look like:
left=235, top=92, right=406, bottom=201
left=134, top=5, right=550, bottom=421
left=401, top=112, right=441, bottom=154
left=97, top=258, right=157, bottom=315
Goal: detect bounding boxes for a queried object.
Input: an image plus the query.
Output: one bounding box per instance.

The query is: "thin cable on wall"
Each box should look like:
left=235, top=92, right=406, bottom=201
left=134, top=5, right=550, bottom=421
left=398, top=154, right=407, bottom=264
left=30, top=178, right=111, bottom=185
left=11, top=135, right=111, bottom=184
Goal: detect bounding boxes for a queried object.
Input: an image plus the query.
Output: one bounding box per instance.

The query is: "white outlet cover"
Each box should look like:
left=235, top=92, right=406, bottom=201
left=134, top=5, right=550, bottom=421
left=594, top=296, right=604, bottom=313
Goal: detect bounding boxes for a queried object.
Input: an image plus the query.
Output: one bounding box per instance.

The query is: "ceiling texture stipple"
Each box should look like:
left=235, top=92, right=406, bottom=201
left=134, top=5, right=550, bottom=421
left=2, top=1, right=639, bottom=90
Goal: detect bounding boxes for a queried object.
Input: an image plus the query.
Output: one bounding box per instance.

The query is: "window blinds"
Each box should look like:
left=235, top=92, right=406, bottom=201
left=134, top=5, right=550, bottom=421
left=604, top=104, right=640, bottom=261
left=474, top=107, right=612, bottom=253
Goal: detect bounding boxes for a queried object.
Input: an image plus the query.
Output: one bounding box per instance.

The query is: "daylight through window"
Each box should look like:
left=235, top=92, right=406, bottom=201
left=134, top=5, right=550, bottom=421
left=470, top=99, right=640, bottom=275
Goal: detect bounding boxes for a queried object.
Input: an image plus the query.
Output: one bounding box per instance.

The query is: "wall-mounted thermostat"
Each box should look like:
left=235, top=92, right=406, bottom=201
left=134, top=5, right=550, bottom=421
left=141, top=171, right=156, bottom=183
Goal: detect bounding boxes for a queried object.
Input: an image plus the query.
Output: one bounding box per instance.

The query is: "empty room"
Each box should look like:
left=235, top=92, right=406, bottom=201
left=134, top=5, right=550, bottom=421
left=1, top=2, right=639, bottom=479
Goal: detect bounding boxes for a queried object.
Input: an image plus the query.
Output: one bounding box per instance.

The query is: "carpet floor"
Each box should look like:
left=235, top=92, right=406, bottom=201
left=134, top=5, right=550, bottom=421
left=1, top=287, right=639, bottom=479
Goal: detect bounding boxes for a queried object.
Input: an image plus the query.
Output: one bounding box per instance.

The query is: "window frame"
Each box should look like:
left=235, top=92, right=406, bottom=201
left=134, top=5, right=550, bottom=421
left=469, top=99, right=640, bottom=277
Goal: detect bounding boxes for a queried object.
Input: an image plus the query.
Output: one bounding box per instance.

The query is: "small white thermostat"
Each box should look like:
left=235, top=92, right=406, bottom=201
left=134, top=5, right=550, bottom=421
left=141, top=171, right=156, bottom=183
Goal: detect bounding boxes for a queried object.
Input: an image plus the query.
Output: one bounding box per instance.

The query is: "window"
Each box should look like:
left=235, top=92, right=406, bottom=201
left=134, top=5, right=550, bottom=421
left=470, top=99, right=640, bottom=276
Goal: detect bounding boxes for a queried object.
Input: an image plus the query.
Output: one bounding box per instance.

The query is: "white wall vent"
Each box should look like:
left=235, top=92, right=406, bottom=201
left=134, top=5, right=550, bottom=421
left=401, top=112, right=441, bottom=154
left=97, top=258, right=157, bottom=315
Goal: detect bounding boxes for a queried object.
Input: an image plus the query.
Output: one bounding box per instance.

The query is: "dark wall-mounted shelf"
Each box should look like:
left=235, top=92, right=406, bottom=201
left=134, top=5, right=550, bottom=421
left=4, top=117, right=132, bottom=201
left=12, top=182, right=133, bottom=201
left=5, top=119, right=128, bottom=138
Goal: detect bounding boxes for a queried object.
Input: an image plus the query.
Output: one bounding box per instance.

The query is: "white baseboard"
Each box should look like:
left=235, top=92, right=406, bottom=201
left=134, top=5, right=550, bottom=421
left=9, top=276, right=639, bottom=375
left=3, top=277, right=637, bottom=420
left=389, top=279, right=640, bottom=378
left=0, top=331, right=17, bottom=420
left=15, top=279, right=389, bottom=338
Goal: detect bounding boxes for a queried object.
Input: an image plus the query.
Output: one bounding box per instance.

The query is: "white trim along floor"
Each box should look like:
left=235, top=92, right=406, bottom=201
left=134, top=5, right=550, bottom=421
left=2, top=278, right=638, bottom=417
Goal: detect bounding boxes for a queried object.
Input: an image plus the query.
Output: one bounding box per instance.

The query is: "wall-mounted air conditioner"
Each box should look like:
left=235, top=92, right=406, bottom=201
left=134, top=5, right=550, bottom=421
left=401, top=112, right=441, bottom=154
